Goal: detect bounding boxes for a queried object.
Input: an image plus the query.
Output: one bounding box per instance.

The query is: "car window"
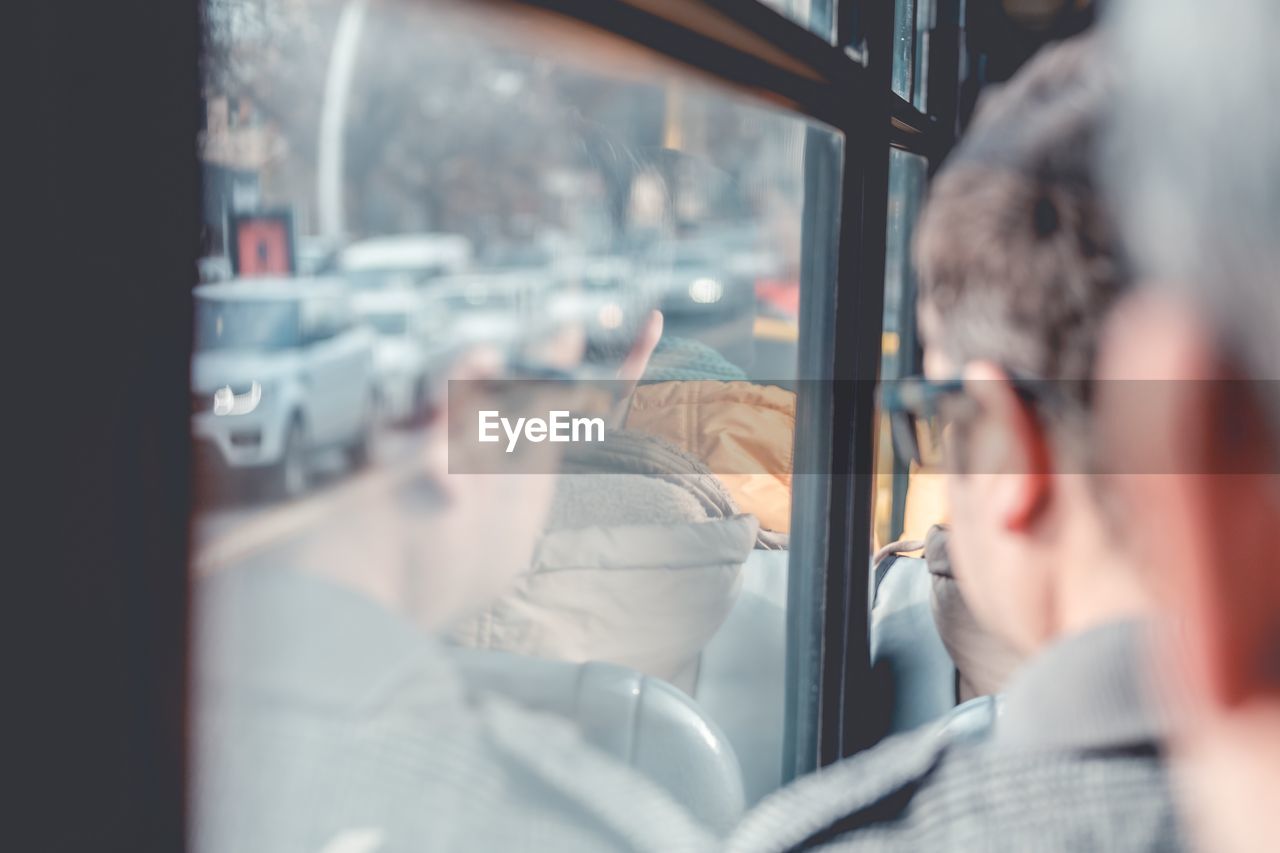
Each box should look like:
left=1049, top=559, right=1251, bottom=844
left=365, top=312, right=409, bottom=336
left=345, top=268, right=433, bottom=290
left=195, top=297, right=300, bottom=351
left=194, top=0, right=841, bottom=839
left=299, top=295, right=344, bottom=343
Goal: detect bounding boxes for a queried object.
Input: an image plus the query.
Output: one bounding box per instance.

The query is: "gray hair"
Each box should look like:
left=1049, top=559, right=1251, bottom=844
left=1105, top=0, right=1280, bottom=438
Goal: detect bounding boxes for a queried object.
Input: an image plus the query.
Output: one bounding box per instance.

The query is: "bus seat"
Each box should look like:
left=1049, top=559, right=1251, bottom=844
left=449, top=647, right=747, bottom=836
left=693, top=548, right=789, bottom=807
left=870, top=555, right=958, bottom=735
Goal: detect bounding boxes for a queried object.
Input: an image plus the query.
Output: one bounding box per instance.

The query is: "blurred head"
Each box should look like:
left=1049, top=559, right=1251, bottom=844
left=912, top=36, right=1143, bottom=654
left=1102, top=0, right=1280, bottom=712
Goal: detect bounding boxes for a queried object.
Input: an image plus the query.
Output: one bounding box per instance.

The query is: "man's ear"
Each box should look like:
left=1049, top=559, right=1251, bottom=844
left=961, top=360, right=1052, bottom=532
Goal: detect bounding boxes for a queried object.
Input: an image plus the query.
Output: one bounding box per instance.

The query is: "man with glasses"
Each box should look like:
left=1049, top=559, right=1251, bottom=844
left=730, top=36, right=1181, bottom=851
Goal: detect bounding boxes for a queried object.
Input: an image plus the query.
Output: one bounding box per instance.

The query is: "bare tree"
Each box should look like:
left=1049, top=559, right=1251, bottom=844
left=201, top=0, right=794, bottom=253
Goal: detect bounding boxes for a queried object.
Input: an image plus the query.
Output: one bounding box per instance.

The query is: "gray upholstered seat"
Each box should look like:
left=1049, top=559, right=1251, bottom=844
left=450, top=647, right=747, bottom=835
left=870, top=555, right=959, bottom=734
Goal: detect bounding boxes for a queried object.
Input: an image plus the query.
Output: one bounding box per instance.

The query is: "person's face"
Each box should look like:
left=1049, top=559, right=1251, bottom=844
left=920, top=300, right=1056, bottom=653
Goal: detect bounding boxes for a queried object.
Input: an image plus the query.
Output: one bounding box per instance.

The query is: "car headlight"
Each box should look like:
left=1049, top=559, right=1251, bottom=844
left=688, top=277, right=724, bottom=304
left=597, top=302, right=625, bottom=330
left=212, top=380, right=263, bottom=416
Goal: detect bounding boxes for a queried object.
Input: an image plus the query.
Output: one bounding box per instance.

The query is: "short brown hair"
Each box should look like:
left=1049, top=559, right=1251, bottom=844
left=914, top=36, right=1123, bottom=424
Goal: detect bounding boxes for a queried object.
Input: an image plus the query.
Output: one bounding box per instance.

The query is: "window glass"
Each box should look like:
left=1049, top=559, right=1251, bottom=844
left=195, top=296, right=299, bottom=351
left=892, top=0, right=937, bottom=108
left=761, top=0, right=834, bottom=41
left=914, top=0, right=937, bottom=110
left=874, top=148, right=928, bottom=551
left=194, top=0, right=841, bottom=845
left=892, top=0, right=917, bottom=101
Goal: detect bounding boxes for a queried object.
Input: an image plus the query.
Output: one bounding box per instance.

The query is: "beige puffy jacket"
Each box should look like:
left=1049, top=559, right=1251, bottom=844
left=624, top=380, right=795, bottom=535
left=451, top=431, right=760, bottom=693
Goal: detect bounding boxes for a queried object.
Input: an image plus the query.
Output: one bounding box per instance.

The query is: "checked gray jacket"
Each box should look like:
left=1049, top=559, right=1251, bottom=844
left=728, top=621, right=1185, bottom=853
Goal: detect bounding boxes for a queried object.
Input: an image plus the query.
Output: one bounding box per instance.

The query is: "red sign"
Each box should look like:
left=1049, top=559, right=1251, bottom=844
left=229, top=210, right=295, bottom=277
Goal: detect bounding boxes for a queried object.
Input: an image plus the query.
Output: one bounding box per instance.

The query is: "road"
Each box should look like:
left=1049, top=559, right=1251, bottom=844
left=192, top=427, right=422, bottom=576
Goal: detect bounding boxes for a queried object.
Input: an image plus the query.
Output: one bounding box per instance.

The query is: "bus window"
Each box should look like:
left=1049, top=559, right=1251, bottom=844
left=874, top=148, right=929, bottom=552
left=760, top=0, right=836, bottom=41
left=867, top=145, right=957, bottom=740
left=193, top=0, right=841, bottom=843
left=893, top=0, right=938, bottom=109
left=892, top=0, right=918, bottom=101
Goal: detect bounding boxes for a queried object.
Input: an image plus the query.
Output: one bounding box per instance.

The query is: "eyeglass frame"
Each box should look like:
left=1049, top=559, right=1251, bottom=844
left=878, top=373, right=1063, bottom=468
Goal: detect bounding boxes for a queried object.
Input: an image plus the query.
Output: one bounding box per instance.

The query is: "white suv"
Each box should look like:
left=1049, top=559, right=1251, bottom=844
left=191, top=278, right=377, bottom=499
left=351, top=289, right=435, bottom=425
left=338, top=233, right=472, bottom=290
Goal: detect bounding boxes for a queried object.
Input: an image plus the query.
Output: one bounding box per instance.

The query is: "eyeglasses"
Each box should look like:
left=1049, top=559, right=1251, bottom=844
left=879, top=374, right=1058, bottom=468
left=879, top=377, right=966, bottom=469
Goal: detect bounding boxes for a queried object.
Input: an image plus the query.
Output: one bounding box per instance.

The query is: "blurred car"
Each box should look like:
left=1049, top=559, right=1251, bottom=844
left=338, top=233, right=472, bottom=290
left=644, top=243, right=753, bottom=319
left=640, top=243, right=756, bottom=371
left=295, top=235, right=344, bottom=276
left=553, top=255, right=634, bottom=292
left=197, top=255, right=233, bottom=283
left=420, top=270, right=577, bottom=368
left=191, top=278, right=377, bottom=499
left=553, top=255, right=670, bottom=363
left=352, top=289, right=435, bottom=425
left=688, top=224, right=787, bottom=282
